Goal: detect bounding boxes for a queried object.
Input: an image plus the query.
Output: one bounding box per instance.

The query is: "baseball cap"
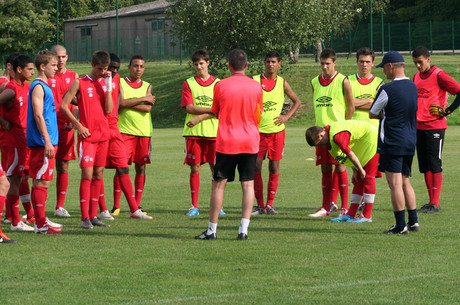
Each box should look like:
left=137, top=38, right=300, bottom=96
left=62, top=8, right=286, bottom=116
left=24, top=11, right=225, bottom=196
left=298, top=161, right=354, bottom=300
left=376, top=51, right=405, bottom=67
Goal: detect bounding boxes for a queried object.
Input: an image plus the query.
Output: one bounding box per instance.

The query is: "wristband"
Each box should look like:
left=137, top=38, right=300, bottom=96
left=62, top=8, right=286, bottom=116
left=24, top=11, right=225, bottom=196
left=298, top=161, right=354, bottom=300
left=105, top=76, right=112, bottom=92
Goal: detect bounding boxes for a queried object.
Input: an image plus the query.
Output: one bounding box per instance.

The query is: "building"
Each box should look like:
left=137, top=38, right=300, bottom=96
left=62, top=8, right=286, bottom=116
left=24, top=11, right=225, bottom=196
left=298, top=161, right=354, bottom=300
left=63, top=0, right=187, bottom=61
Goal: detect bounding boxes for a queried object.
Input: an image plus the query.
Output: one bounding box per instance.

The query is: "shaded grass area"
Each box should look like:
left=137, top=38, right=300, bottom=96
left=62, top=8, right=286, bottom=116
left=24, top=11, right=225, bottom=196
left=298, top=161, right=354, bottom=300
left=1, top=126, right=460, bottom=304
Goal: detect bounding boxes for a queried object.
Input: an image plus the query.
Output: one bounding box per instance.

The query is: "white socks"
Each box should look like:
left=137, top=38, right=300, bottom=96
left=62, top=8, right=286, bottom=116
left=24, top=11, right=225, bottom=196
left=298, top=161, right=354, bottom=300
left=238, top=218, right=250, bottom=235
left=206, top=222, right=217, bottom=235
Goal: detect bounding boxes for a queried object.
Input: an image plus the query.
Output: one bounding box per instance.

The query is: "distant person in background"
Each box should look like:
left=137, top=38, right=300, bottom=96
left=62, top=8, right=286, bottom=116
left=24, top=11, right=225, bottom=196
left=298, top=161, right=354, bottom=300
left=370, top=51, right=419, bottom=234
left=412, top=46, right=460, bottom=214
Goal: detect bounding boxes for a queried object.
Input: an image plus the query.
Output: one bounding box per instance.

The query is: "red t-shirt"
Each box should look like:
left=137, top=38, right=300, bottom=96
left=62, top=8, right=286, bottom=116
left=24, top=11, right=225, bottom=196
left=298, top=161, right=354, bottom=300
left=355, top=74, right=376, bottom=85
left=49, top=69, right=77, bottom=128
left=414, top=66, right=460, bottom=130
left=3, top=80, right=30, bottom=148
left=260, top=74, right=277, bottom=91
left=326, top=125, right=352, bottom=155
left=105, top=73, right=120, bottom=126
left=319, top=71, right=339, bottom=86
left=77, top=75, right=109, bottom=143
left=0, top=76, right=9, bottom=143
left=181, top=75, right=217, bottom=107
left=211, top=73, right=263, bottom=154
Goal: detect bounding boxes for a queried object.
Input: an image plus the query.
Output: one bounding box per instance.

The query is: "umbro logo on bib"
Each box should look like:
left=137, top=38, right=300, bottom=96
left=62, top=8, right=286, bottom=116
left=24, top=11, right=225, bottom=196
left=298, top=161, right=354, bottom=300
left=356, top=94, right=373, bottom=99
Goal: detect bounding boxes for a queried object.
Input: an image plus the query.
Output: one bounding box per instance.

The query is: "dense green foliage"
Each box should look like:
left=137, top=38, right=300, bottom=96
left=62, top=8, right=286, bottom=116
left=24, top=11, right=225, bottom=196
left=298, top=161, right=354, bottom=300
left=1, top=126, right=460, bottom=304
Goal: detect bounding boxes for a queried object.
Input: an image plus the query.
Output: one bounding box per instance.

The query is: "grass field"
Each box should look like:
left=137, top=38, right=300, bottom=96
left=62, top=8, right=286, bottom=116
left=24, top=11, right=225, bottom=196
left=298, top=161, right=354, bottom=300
left=2, top=125, right=460, bottom=305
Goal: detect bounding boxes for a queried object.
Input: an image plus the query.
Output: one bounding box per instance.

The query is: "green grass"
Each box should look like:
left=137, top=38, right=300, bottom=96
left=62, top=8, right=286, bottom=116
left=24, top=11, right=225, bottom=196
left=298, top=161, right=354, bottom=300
left=2, top=126, right=460, bottom=304
left=66, top=54, right=460, bottom=128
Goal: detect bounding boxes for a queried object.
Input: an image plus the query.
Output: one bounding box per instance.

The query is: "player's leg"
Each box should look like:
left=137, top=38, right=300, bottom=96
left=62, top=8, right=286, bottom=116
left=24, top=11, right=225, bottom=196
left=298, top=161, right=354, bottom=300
left=111, top=174, right=122, bottom=215
left=332, top=170, right=362, bottom=222
left=134, top=163, right=146, bottom=207
left=425, top=129, right=444, bottom=213
left=384, top=171, right=408, bottom=233
left=55, top=127, right=76, bottom=217
left=265, top=159, right=280, bottom=215
left=7, top=174, right=24, bottom=228
left=252, top=156, right=266, bottom=214
left=416, top=129, right=432, bottom=211
left=133, top=136, right=151, bottom=209
left=0, top=172, right=15, bottom=243
left=237, top=153, right=257, bottom=239
left=335, top=164, right=348, bottom=213
left=97, top=178, right=114, bottom=220
left=187, top=163, right=201, bottom=215
left=89, top=166, right=110, bottom=227
left=19, top=176, right=34, bottom=221
left=401, top=155, right=419, bottom=231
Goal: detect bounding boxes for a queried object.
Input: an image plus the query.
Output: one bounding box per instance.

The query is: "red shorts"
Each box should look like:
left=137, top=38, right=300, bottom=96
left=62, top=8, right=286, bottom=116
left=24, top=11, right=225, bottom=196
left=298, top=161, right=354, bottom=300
left=122, top=134, right=151, bottom=165
left=3, top=146, right=30, bottom=177
left=78, top=140, right=109, bottom=168
left=106, top=128, right=129, bottom=168
left=184, top=138, right=216, bottom=165
left=29, top=146, right=57, bottom=180
left=56, top=128, right=76, bottom=160
left=257, top=131, right=285, bottom=161
left=363, top=153, right=379, bottom=178
left=0, top=163, right=4, bottom=177
left=315, top=145, right=340, bottom=166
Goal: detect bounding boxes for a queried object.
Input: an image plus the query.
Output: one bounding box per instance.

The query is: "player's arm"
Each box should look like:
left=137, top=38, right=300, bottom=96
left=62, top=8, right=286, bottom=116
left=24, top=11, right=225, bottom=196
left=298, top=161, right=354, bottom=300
left=273, top=80, right=302, bottom=126
left=347, top=151, right=366, bottom=180
left=31, top=84, right=54, bottom=159
left=343, top=78, right=354, bottom=119
left=186, top=113, right=215, bottom=127
left=430, top=91, right=460, bottom=116
left=0, top=88, right=15, bottom=106
left=119, top=85, right=155, bottom=109
left=369, top=87, right=387, bottom=119
left=60, top=79, right=90, bottom=139
left=104, top=72, right=113, bottom=114
left=0, top=116, right=11, bottom=131
left=355, top=82, right=383, bottom=110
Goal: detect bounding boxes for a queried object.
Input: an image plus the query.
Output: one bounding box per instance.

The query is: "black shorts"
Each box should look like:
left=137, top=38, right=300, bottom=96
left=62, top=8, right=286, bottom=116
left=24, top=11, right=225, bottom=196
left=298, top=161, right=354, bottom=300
left=416, top=129, right=445, bottom=174
left=213, top=152, right=257, bottom=182
left=378, top=154, right=413, bottom=177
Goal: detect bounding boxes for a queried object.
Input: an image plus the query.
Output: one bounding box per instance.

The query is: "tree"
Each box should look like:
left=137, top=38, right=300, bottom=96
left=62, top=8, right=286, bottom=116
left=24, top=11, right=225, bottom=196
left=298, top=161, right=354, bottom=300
left=0, top=0, right=55, bottom=57
left=166, top=0, right=388, bottom=70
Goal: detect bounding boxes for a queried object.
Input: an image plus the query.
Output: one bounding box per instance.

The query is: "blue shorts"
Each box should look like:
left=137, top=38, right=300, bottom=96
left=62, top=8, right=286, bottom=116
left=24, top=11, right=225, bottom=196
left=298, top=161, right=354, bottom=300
left=378, top=154, right=413, bottom=177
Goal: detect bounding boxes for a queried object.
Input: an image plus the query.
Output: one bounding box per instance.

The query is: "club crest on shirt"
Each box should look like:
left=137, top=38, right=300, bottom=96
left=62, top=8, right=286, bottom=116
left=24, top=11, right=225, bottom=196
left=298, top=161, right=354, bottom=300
left=18, top=96, right=24, bottom=106
left=87, top=87, right=93, bottom=97
left=65, top=78, right=71, bottom=84
left=49, top=78, right=57, bottom=88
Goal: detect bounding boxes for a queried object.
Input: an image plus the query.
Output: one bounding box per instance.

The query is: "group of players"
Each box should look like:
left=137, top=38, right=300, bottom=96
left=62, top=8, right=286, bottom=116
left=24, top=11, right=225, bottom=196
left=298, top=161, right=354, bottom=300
left=0, top=46, right=155, bottom=243
left=0, top=43, right=457, bottom=243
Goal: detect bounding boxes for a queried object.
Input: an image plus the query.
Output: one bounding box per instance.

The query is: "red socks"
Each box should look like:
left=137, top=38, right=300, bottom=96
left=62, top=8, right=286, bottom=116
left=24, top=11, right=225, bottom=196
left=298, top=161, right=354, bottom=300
left=118, top=174, right=138, bottom=213
left=0, top=195, right=5, bottom=220
left=90, top=179, right=103, bottom=219
left=134, top=174, right=145, bottom=206
left=19, top=179, right=34, bottom=219
left=113, top=175, right=121, bottom=209
left=79, top=179, right=91, bottom=220
left=56, top=172, right=69, bottom=209
left=331, top=170, right=339, bottom=204
left=97, top=179, right=108, bottom=212
left=337, top=170, right=349, bottom=210
left=321, top=169, right=333, bottom=210
left=431, top=172, right=443, bottom=207
left=266, top=173, right=279, bottom=207
left=424, top=171, right=433, bottom=203
left=190, top=173, right=200, bottom=209
left=31, top=186, right=48, bottom=228
left=254, top=172, right=264, bottom=208
left=7, top=195, right=20, bottom=226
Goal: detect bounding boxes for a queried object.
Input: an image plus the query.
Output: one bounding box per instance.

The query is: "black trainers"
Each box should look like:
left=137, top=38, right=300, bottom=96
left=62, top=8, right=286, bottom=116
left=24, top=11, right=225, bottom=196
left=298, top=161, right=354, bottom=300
left=418, top=203, right=431, bottom=212
left=195, top=230, right=216, bottom=240
left=408, top=223, right=420, bottom=232
left=266, top=205, right=279, bottom=215
left=424, top=204, right=440, bottom=214
left=237, top=233, right=248, bottom=240
left=383, top=225, right=409, bottom=235
left=251, top=206, right=266, bottom=215
left=90, top=217, right=111, bottom=227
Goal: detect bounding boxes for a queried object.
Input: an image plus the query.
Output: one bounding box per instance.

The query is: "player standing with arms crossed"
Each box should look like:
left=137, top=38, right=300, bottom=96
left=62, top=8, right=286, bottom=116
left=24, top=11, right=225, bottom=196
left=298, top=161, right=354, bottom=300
left=412, top=46, right=460, bottom=214
left=342, top=47, right=383, bottom=221
left=27, top=50, right=62, bottom=234
left=370, top=51, right=420, bottom=234
left=251, top=51, right=301, bottom=215
left=118, top=55, right=154, bottom=212
left=48, top=45, right=78, bottom=218
left=181, top=49, right=226, bottom=216
left=309, top=49, right=354, bottom=217
left=195, top=49, right=263, bottom=240
left=60, top=50, right=113, bottom=229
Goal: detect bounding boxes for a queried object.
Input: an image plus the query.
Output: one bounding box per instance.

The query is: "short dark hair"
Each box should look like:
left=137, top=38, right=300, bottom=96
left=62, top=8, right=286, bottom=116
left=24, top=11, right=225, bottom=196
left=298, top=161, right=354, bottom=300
left=5, top=52, right=20, bottom=66
left=412, top=46, right=430, bottom=58
left=34, top=49, right=58, bottom=70
left=12, top=54, right=33, bottom=73
left=110, top=53, right=121, bottom=64
left=228, top=49, right=247, bottom=71
left=320, top=48, right=337, bottom=62
left=91, top=50, right=110, bottom=66
left=356, top=47, right=375, bottom=61
left=305, top=126, right=324, bottom=146
left=129, top=54, right=144, bottom=66
left=265, top=50, right=281, bottom=62
left=191, top=49, right=209, bottom=63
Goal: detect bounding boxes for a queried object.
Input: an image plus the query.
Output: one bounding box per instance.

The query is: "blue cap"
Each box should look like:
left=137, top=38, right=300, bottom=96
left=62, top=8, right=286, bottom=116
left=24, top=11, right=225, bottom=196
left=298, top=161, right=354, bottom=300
left=376, top=51, right=405, bottom=67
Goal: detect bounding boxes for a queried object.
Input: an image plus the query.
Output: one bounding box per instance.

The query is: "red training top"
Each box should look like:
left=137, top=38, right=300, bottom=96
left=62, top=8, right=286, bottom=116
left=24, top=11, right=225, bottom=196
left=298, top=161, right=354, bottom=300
left=77, top=75, right=109, bottom=143
left=413, top=65, right=460, bottom=130
left=49, top=69, right=78, bottom=129
left=211, top=73, right=263, bottom=154
left=0, top=76, right=9, bottom=144
left=105, top=73, right=120, bottom=126
left=3, top=80, right=30, bottom=148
